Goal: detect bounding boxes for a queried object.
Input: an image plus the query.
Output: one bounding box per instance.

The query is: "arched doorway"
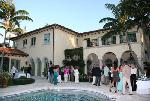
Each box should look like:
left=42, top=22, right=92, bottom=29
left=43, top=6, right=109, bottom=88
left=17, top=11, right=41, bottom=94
left=36, top=58, right=42, bottom=76
left=121, top=51, right=138, bottom=64
left=103, top=52, right=117, bottom=68
left=87, top=53, right=99, bottom=72
left=30, top=58, right=35, bottom=76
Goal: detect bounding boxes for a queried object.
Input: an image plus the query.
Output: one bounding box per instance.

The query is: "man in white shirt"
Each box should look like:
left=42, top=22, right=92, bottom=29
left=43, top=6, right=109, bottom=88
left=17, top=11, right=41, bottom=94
left=11, top=66, right=17, bottom=78
left=104, top=65, right=110, bottom=85
left=130, top=63, right=137, bottom=91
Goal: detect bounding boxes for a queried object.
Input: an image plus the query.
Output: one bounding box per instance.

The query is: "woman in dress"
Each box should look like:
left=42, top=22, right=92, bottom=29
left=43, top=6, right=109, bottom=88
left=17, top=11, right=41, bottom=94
left=74, top=66, right=79, bottom=83
left=117, top=65, right=123, bottom=93
left=110, top=65, right=120, bottom=93
left=53, top=66, right=58, bottom=85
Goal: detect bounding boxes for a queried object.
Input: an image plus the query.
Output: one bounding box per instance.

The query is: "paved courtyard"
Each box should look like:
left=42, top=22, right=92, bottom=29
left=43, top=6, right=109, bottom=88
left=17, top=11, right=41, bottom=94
left=0, top=77, right=149, bottom=101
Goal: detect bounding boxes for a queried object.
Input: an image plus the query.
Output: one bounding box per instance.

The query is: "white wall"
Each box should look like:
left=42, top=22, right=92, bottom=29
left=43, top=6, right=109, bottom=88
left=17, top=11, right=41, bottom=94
left=54, top=29, right=78, bottom=66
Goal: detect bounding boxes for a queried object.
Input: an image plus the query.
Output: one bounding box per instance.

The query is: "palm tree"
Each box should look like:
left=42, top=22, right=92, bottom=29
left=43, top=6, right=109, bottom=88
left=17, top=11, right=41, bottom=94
left=99, top=3, right=144, bottom=74
left=120, top=0, right=150, bottom=64
left=0, top=0, right=33, bottom=70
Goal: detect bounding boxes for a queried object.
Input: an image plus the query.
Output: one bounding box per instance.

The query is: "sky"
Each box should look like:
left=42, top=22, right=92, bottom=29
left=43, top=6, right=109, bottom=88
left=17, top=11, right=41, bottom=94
left=0, top=0, right=120, bottom=43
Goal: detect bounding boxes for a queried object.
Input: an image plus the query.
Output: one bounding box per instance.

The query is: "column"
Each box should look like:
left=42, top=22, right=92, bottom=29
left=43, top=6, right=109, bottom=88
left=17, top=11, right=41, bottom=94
left=83, top=40, right=87, bottom=48
left=9, top=58, right=11, bottom=72
left=138, top=58, right=144, bottom=69
left=84, top=60, right=87, bottom=74
left=136, top=32, right=141, bottom=43
left=116, top=35, right=120, bottom=44
left=98, top=37, right=102, bottom=47
left=137, top=57, right=144, bottom=76
left=117, top=58, right=121, bottom=66
left=35, top=61, right=38, bottom=76
left=99, top=59, right=103, bottom=69
left=41, top=61, right=45, bottom=77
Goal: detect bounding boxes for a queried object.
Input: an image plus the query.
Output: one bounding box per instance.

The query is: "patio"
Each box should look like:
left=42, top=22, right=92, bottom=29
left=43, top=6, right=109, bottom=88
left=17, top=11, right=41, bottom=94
left=0, top=77, right=149, bottom=101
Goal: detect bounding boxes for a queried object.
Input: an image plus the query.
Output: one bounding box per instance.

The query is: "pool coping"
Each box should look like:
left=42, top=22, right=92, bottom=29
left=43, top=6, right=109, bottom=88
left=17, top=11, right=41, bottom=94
left=0, top=86, right=116, bottom=101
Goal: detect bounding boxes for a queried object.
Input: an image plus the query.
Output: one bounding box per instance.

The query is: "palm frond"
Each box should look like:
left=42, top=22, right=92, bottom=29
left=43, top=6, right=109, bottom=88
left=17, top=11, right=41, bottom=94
left=105, top=3, right=116, bottom=11
left=10, top=19, right=20, bottom=27
left=99, top=17, right=116, bottom=23
left=10, top=27, right=23, bottom=34
left=103, top=22, right=114, bottom=29
left=12, top=16, right=33, bottom=22
left=0, top=25, right=5, bottom=29
left=14, top=10, right=29, bottom=16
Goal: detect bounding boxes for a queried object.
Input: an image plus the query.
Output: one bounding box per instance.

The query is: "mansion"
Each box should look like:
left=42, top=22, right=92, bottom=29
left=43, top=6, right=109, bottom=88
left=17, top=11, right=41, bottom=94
left=1, top=24, right=150, bottom=76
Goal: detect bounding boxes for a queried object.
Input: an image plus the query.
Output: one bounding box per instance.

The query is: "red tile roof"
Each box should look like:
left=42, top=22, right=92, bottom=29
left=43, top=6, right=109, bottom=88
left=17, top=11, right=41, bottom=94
left=0, top=47, right=29, bottom=56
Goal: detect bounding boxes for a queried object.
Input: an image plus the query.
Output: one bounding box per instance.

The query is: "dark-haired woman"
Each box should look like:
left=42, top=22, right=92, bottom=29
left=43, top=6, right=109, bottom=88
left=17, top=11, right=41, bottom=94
left=110, top=66, right=120, bottom=93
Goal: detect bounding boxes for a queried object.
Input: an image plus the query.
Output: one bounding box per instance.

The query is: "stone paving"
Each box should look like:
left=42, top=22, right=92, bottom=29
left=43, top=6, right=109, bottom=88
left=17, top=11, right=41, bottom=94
left=0, top=77, right=150, bottom=101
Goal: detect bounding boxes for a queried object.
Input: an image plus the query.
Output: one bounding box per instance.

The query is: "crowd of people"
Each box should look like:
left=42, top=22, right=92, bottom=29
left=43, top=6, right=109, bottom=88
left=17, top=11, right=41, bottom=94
left=47, top=60, right=137, bottom=95
left=10, top=60, right=137, bottom=95
left=47, top=61, right=80, bottom=85
left=90, top=61, right=137, bottom=95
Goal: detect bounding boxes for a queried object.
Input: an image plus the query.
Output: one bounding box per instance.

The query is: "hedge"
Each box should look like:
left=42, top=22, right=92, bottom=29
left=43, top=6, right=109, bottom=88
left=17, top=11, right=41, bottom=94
left=13, top=77, right=35, bottom=85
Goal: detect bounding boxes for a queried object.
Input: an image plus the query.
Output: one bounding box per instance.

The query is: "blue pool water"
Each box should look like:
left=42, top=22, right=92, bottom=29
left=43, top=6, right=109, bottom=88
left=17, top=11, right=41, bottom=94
left=0, top=89, right=115, bottom=101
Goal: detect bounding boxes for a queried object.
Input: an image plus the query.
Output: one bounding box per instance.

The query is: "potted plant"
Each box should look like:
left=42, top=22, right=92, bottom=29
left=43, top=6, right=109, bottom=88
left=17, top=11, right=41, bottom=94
left=0, top=70, right=11, bottom=88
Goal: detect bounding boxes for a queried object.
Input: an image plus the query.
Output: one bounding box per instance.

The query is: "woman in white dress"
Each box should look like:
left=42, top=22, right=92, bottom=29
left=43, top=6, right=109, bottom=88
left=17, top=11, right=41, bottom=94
left=74, top=66, right=79, bottom=83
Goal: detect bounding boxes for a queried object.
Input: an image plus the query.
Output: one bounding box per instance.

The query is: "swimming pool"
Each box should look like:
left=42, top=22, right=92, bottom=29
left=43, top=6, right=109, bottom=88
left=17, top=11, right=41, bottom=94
left=0, top=89, right=115, bottom=101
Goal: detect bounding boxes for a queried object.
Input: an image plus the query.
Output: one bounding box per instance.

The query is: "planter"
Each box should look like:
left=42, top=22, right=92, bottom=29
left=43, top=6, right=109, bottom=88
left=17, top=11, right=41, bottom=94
left=2, top=78, right=8, bottom=88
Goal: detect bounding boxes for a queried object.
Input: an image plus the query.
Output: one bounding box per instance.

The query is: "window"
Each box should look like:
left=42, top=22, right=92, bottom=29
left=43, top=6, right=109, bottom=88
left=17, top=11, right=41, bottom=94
left=120, top=34, right=126, bottom=43
left=11, top=59, right=20, bottom=69
left=120, top=32, right=137, bottom=43
left=31, top=37, right=36, bottom=46
left=84, top=38, right=92, bottom=47
left=44, top=33, right=50, bottom=44
left=101, top=35, right=116, bottom=45
left=13, top=42, right=17, bottom=48
left=111, top=35, right=116, bottom=44
left=23, top=39, right=27, bottom=47
left=92, top=39, right=98, bottom=46
left=76, top=38, right=78, bottom=47
left=128, top=32, right=137, bottom=42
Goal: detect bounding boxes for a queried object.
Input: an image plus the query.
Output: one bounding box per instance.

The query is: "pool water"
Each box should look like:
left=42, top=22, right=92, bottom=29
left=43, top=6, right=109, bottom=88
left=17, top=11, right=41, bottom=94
left=0, top=89, right=115, bottom=101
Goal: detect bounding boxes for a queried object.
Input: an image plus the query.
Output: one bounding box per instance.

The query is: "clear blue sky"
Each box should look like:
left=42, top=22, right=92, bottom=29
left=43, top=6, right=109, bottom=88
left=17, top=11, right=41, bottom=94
left=0, top=0, right=120, bottom=43
left=15, top=0, right=120, bottom=32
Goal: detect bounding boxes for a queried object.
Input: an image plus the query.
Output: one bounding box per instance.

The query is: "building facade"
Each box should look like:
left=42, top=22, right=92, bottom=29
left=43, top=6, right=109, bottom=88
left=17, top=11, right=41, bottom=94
left=10, top=24, right=150, bottom=76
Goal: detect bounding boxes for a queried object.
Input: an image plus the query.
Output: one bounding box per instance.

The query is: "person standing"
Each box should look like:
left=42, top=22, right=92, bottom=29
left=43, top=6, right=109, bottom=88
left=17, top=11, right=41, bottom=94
left=122, top=61, right=133, bottom=95
left=28, top=64, right=32, bottom=75
left=70, top=65, right=74, bottom=81
left=57, top=65, right=62, bottom=83
left=11, top=66, right=17, bottom=78
left=49, top=62, right=54, bottom=84
left=110, top=65, right=119, bottom=93
left=117, top=65, right=123, bottom=93
left=64, top=66, right=69, bottom=83
left=53, top=66, right=58, bottom=85
left=130, top=63, right=137, bottom=91
left=74, top=66, right=79, bottom=83
left=104, top=65, right=110, bottom=85
left=92, top=65, right=96, bottom=85
left=94, top=66, right=101, bottom=86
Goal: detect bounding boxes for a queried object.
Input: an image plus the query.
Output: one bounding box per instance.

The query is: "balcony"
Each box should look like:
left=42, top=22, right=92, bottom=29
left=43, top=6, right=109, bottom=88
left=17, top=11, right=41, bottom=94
left=83, top=32, right=139, bottom=49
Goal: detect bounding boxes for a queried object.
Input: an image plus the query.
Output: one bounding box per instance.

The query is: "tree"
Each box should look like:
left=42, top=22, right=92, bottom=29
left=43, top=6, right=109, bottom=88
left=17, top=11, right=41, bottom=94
left=120, top=0, right=150, bottom=63
left=99, top=3, right=144, bottom=74
left=0, top=0, right=33, bottom=70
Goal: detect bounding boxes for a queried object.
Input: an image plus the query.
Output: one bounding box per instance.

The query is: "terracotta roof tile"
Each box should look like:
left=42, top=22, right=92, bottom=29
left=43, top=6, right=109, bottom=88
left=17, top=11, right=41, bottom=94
left=0, top=47, right=29, bottom=56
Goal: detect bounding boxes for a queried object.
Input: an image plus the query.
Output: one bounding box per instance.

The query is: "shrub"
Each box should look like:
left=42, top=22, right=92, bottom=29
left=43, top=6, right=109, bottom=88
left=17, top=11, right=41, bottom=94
left=0, top=70, right=13, bottom=87
left=79, top=74, right=89, bottom=82
left=13, top=78, right=35, bottom=85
